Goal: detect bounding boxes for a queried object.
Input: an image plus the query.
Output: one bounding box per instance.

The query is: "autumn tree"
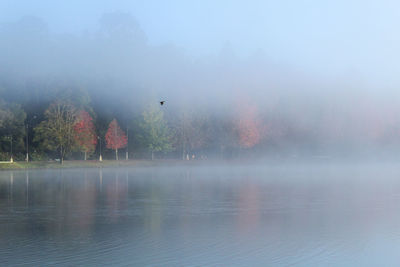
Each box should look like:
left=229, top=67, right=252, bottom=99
left=74, top=110, right=97, bottom=160
left=105, top=119, right=127, bottom=160
left=34, top=101, right=77, bottom=164
left=139, top=103, right=172, bottom=160
left=236, top=103, right=263, bottom=149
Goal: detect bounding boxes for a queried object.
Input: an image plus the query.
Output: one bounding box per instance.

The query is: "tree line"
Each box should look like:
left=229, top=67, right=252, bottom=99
left=0, top=86, right=272, bottom=163
left=0, top=99, right=177, bottom=163
left=3, top=14, right=400, bottom=161
left=2, top=85, right=399, bottom=162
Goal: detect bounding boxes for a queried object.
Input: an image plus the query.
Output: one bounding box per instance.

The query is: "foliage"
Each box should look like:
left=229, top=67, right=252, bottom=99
left=105, top=118, right=127, bottom=160
left=139, top=103, right=172, bottom=159
left=172, top=109, right=211, bottom=159
left=236, top=104, right=263, bottom=148
left=74, top=110, right=97, bottom=159
left=29, top=150, right=48, bottom=161
left=0, top=152, right=10, bottom=161
left=33, top=101, right=77, bottom=164
left=0, top=100, right=26, bottom=156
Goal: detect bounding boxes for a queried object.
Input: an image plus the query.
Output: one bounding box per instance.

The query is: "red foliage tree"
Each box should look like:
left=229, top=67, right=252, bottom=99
left=237, top=103, right=263, bottom=148
left=74, top=110, right=97, bottom=160
left=105, top=119, right=127, bottom=160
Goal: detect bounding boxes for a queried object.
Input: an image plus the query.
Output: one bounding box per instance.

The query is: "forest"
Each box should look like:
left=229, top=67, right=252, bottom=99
left=1, top=13, right=400, bottom=162
left=0, top=87, right=268, bottom=162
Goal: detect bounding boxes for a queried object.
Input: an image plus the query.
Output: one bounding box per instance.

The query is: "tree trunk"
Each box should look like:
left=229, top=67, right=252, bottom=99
left=151, top=150, right=154, bottom=160
left=182, top=141, right=185, bottom=160
left=84, top=151, right=87, bottom=161
left=60, top=147, right=63, bottom=165
left=115, top=148, right=118, bottom=161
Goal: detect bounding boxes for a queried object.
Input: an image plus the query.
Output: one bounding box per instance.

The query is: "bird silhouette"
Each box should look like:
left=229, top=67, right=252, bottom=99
left=160, top=101, right=165, bottom=106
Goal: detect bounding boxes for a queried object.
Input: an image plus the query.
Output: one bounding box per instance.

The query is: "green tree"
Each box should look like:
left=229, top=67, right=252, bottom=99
left=0, top=100, right=26, bottom=160
left=34, top=101, right=77, bottom=164
left=139, top=103, right=172, bottom=160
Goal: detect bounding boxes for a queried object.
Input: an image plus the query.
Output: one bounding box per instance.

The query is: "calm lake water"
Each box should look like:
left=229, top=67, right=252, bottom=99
left=2, top=163, right=400, bottom=266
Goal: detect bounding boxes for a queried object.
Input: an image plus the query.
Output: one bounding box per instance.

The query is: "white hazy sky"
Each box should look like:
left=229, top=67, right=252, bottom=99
left=2, top=0, right=400, bottom=84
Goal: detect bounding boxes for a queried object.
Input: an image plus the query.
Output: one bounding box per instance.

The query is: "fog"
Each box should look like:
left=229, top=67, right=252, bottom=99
left=3, top=164, right=400, bottom=265
left=2, top=1, right=400, bottom=159
left=5, top=4, right=400, bottom=266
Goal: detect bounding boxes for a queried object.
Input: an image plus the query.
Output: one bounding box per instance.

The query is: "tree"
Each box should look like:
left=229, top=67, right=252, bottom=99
left=236, top=103, right=263, bottom=148
left=173, top=109, right=210, bottom=160
left=105, top=119, right=127, bottom=160
left=0, top=100, right=26, bottom=160
left=34, top=101, right=77, bottom=164
left=139, top=103, right=172, bottom=160
left=99, top=12, right=147, bottom=44
left=74, top=110, right=97, bottom=160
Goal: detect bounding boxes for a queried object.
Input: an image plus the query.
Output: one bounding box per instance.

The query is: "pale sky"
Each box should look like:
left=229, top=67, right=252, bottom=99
left=2, top=0, right=400, bottom=83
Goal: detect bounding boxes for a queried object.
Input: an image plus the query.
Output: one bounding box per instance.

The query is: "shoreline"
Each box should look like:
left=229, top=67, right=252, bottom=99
left=0, top=160, right=170, bottom=170
left=1, top=157, right=398, bottom=171
left=0, top=159, right=235, bottom=170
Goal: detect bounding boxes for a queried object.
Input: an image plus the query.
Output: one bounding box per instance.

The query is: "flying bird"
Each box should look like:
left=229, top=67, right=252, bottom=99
left=160, top=101, right=165, bottom=106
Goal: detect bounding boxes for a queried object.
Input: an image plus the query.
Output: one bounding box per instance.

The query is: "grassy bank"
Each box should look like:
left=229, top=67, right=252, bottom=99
left=0, top=160, right=162, bottom=170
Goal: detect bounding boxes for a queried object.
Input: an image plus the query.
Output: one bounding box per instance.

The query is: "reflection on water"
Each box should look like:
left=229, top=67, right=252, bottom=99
left=1, top=164, right=400, bottom=266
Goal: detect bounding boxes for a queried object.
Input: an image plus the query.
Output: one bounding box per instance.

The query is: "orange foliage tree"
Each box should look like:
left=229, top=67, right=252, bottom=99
left=73, top=110, right=97, bottom=160
left=105, top=119, right=127, bottom=160
left=236, top=104, right=263, bottom=148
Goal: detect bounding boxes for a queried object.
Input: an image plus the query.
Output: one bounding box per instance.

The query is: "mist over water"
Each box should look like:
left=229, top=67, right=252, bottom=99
left=1, top=165, right=400, bottom=266
left=2, top=1, right=400, bottom=266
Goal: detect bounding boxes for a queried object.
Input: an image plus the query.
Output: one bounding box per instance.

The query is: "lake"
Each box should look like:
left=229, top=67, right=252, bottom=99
left=1, top=162, right=400, bottom=266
